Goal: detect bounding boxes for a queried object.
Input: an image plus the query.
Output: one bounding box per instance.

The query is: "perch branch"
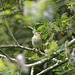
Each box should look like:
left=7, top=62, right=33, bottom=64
left=0, top=45, right=45, bottom=55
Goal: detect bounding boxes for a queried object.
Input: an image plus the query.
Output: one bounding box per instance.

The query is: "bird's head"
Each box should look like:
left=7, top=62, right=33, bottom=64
left=34, top=32, right=42, bottom=36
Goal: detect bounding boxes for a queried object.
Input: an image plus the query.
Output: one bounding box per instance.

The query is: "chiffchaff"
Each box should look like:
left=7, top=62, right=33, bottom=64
left=32, top=32, right=43, bottom=51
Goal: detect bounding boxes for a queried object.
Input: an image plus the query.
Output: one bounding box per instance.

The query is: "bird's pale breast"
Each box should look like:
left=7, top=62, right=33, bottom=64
left=32, top=35, right=42, bottom=48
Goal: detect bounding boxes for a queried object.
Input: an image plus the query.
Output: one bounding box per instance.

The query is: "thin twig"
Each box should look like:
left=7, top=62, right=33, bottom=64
left=60, top=68, right=75, bottom=75
left=53, top=0, right=75, bottom=8
left=0, top=51, right=16, bottom=62
left=0, top=0, right=19, bottom=46
left=0, top=49, right=12, bottom=61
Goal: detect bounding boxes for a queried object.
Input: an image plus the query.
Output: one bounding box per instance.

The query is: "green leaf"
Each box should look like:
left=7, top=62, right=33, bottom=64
left=32, top=28, right=37, bottom=34
left=5, top=10, right=11, bottom=15
left=50, top=43, right=57, bottom=52
left=60, top=44, right=65, bottom=51
left=71, top=44, right=75, bottom=48
left=42, top=34, right=48, bottom=40
left=67, top=2, right=75, bottom=6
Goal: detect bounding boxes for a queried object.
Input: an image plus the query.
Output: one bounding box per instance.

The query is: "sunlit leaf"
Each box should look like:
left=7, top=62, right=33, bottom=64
left=0, top=60, right=5, bottom=70
left=67, top=2, right=75, bottom=6
left=5, top=10, right=11, bottom=15
left=50, top=43, right=57, bottom=52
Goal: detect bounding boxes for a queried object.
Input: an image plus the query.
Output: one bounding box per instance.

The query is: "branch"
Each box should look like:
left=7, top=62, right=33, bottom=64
left=52, top=58, right=62, bottom=63
left=0, top=0, right=19, bottom=46
left=68, top=39, right=75, bottom=47
left=0, top=45, right=64, bottom=68
left=0, top=49, right=14, bottom=62
left=0, top=53, right=16, bottom=62
left=0, top=39, right=74, bottom=67
left=0, top=54, right=6, bottom=58
left=24, top=50, right=64, bottom=67
left=0, top=45, right=45, bottom=55
left=60, top=68, right=75, bottom=75
left=53, top=0, right=75, bottom=8
left=24, top=56, right=50, bottom=67
left=0, top=44, right=68, bottom=68
left=36, top=59, right=68, bottom=75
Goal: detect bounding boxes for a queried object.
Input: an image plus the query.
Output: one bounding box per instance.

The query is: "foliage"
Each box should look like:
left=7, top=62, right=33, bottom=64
left=0, top=0, right=75, bottom=75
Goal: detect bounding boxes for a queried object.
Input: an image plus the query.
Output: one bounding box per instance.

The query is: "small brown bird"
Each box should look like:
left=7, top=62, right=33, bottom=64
left=32, top=32, right=43, bottom=51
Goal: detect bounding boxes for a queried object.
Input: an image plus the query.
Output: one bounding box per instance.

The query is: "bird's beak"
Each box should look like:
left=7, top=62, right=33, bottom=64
left=38, top=32, right=42, bottom=35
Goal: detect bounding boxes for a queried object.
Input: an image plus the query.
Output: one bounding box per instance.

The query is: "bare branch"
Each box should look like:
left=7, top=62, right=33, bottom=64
left=0, top=54, right=6, bottom=58
left=24, top=56, right=50, bottom=67
left=0, top=53, right=16, bottom=62
left=60, top=68, right=75, bottom=75
left=0, top=0, right=19, bottom=46
left=68, top=39, right=75, bottom=47
left=24, top=50, right=64, bottom=68
left=0, top=45, right=45, bottom=55
left=31, top=67, right=34, bottom=75
left=36, top=59, right=68, bottom=75
left=52, top=58, right=62, bottom=63
left=53, top=0, right=75, bottom=8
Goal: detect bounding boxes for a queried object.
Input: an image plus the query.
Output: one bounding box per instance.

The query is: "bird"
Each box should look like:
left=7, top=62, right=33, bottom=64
left=32, top=32, right=43, bottom=52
